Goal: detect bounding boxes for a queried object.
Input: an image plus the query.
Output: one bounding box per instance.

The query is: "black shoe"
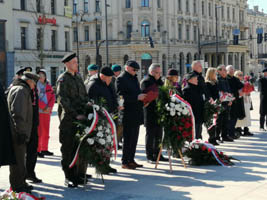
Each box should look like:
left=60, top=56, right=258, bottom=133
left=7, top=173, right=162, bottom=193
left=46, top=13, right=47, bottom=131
left=118, top=144, right=122, bottom=150
left=25, top=183, right=34, bottom=190
left=159, top=155, right=169, bottom=162
left=26, top=176, right=42, bottom=183
left=209, top=139, right=220, bottom=146
left=222, top=136, right=234, bottom=142
left=147, top=156, right=156, bottom=163
left=64, top=178, right=78, bottom=188
left=37, top=152, right=45, bottom=158
left=41, top=151, right=54, bottom=156
left=243, top=132, right=254, bottom=136
left=13, top=186, right=32, bottom=193
left=107, top=166, right=117, bottom=173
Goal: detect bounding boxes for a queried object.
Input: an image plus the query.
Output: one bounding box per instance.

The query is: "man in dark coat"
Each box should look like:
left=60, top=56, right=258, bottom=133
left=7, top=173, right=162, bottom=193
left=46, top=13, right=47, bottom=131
left=226, top=65, right=244, bottom=139
left=216, top=65, right=234, bottom=142
left=183, top=72, right=205, bottom=139
left=0, top=82, right=15, bottom=167
left=7, top=72, right=39, bottom=193
left=141, top=63, right=168, bottom=162
left=116, top=60, right=146, bottom=169
left=259, top=68, right=267, bottom=131
left=56, top=53, right=89, bottom=187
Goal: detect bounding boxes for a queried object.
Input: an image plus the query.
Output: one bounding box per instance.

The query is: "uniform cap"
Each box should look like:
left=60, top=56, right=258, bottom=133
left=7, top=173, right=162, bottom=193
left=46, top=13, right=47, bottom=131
left=100, top=67, right=114, bottom=76
left=126, top=60, right=140, bottom=69
left=16, top=68, right=25, bottom=76
left=61, top=52, right=76, bottom=63
left=185, top=72, right=198, bottom=81
left=111, top=64, right=122, bottom=72
left=167, top=69, right=178, bottom=76
left=22, top=72, right=40, bottom=83
left=24, top=67, right=33, bottom=72
left=88, top=64, right=99, bottom=71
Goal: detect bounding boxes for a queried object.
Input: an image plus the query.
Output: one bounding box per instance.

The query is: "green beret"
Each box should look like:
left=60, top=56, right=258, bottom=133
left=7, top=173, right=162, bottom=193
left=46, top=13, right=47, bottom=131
left=111, top=64, right=122, bottom=72
left=88, top=64, right=99, bottom=71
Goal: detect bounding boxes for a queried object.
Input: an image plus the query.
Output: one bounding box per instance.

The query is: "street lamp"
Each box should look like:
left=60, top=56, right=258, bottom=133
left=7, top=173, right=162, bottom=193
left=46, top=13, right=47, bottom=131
left=104, top=0, right=110, bottom=67
left=75, top=10, right=85, bottom=70
left=215, top=6, right=222, bottom=66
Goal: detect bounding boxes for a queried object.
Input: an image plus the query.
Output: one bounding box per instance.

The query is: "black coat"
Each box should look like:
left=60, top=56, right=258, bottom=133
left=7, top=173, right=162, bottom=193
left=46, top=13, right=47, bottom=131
left=259, top=77, right=267, bottom=115
left=0, top=83, right=16, bottom=166
left=206, top=82, right=219, bottom=100
left=193, top=71, right=210, bottom=100
left=227, top=75, right=244, bottom=118
left=217, top=75, right=231, bottom=94
left=141, top=75, right=163, bottom=127
left=183, top=83, right=204, bottom=124
left=116, top=71, right=143, bottom=127
left=87, top=74, right=118, bottom=113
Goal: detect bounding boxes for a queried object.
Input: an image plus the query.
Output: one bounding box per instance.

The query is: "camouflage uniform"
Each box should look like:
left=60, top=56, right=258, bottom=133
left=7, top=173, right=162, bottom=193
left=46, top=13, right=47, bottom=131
left=56, top=71, right=88, bottom=181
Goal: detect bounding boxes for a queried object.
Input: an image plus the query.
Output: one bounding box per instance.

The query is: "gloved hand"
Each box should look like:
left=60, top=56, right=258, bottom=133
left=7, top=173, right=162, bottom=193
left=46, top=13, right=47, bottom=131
left=17, top=134, right=27, bottom=145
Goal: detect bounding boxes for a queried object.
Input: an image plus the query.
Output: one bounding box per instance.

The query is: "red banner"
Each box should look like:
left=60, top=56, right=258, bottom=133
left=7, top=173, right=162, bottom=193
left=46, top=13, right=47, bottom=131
left=38, top=16, right=56, bottom=25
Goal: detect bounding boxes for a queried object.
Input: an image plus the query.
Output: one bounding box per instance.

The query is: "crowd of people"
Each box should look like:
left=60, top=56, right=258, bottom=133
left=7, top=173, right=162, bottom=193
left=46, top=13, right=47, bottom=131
left=1, top=51, right=267, bottom=193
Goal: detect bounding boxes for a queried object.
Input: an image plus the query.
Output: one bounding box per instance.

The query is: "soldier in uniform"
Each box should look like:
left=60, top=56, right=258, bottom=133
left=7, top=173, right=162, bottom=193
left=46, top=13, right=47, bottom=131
left=84, top=64, right=99, bottom=87
left=56, top=53, right=90, bottom=187
left=259, top=68, right=267, bottom=131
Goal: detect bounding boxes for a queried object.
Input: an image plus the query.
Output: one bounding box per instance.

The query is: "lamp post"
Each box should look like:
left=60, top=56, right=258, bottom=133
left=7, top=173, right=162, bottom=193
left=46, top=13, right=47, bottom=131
left=75, top=10, right=85, bottom=70
left=104, top=0, right=109, bottom=67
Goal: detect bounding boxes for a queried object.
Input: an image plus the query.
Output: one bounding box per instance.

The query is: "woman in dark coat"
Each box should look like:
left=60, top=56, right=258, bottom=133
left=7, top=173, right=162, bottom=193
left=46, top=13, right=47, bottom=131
left=0, top=82, right=16, bottom=166
left=259, top=68, right=267, bottom=131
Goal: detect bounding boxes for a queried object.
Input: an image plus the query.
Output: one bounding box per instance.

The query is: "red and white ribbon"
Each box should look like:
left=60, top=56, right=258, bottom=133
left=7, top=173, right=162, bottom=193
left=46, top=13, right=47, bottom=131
left=69, top=106, right=99, bottom=168
left=173, top=94, right=196, bottom=140
left=1, top=188, right=45, bottom=200
left=102, top=108, right=118, bottom=159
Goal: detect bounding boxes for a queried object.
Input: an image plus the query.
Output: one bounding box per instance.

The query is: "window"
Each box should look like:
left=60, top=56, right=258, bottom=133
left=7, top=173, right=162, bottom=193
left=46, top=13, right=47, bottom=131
left=95, top=0, right=100, bottom=12
left=84, top=26, right=89, bottom=41
left=193, top=0, right=196, bottom=13
left=178, top=0, right=181, bottom=11
left=221, top=6, right=224, bottom=19
left=186, top=0, right=189, bottom=13
left=178, top=24, right=182, bottom=40
left=65, top=31, right=70, bottom=51
left=37, top=28, right=41, bottom=50
left=126, top=0, right=131, bottom=8
left=208, top=3, right=211, bottom=16
left=0, top=22, right=5, bottom=51
left=233, top=8, right=235, bottom=21
left=51, top=30, right=57, bottom=51
left=193, top=26, right=197, bottom=41
left=141, top=20, right=150, bottom=37
left=0, top=0, right=4, bottom=3
left=126, top=21, right=132, bottom=39
left=36, top=0, right=41, bottom=12
left=73, top=0, right=77, bottom=14
left=202, top=1, right=205, bottom=16
left=227, top=7, right=230, bottom=20
left=50, top=67, right=58, bottom=86
left=96, top=24, right=101, bottom=40
left=21, top=0, right=26, bottom=10
left=21, top=27, right=26, bottom=49
left=84, top=0, right=88, bottom=13
left=73, top=27, right=77, bottom=42
left=64, top=0, right=68, bottom=6
left=51, top=0, right=55, bottom=14
left=157, top=0, right=160, bottom=8
left=186, top=25, right=190, bottom=40
left=141, top=0, right=149, bottom=7
left=157, top=21, right=160, bottom=32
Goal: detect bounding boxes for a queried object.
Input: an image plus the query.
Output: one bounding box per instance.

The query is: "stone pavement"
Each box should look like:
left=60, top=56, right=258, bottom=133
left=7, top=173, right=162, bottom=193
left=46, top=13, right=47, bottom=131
left=1, top=91, right=267, bottom=200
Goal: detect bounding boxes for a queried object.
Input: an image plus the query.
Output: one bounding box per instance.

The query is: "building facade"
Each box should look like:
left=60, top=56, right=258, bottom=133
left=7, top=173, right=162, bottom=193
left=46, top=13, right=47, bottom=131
left=247, top=6, right=267, bottom=74
left=2, top=0, right=73, bottom=86
left=73, top=0, right=249, bottom=79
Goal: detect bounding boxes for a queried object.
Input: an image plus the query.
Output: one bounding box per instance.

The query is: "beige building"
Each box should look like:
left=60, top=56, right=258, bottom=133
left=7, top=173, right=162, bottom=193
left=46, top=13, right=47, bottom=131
left=247, top=6, right=267, bottom=74
left=1, top=0, right=73, bottom=86
left=73, top=0, right=250, bottom=78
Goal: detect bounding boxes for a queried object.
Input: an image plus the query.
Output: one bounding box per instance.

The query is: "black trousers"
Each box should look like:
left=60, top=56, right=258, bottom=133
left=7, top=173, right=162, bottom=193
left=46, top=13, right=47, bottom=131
left=145, top=124, right=162, bottom=159
left=9, top=140, right=27, bottom=190
left=59, top=125, right=87, bottom=180
left=260, top=114, right=267, bottom=129
left=216, top=105, right=230, bottom=139
left=122, top=124, right=140, bottom=164
left=227, top=117, right=238, bottom=137
left=26, top=125, right=38, bottom=178
left=195, top=122, right=203, bottom=139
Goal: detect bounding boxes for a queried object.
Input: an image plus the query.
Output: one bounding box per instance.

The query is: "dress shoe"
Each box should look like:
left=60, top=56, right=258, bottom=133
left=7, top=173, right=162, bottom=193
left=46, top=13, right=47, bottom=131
left=25, top=183, right=34, bottom=190
left=107, top=166, right=117, bottom=173
left=130, top=161, right=143, bottom=168
left=122, top=163, right=136, bottom=170
left=243, top=132, right=254, bottom=136
left=41, top=151, right=54, bottom=156
left=222, top=136, right=234, bottom=142
left=26, top=176, right=42, bottom=183
left=64, top=178, right=78, bottom=188
left=208, top=139, right=220, bottom=146
left=37, top=152, right=45, bottom=158
left=159, top=155, right=169, bottom=162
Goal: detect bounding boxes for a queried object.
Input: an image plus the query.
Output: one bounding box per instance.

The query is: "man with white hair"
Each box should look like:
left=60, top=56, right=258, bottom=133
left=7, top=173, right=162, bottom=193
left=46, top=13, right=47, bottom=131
left=226, top=65, right=244, bottom=139
left=141, top=63, right=168, bottom=163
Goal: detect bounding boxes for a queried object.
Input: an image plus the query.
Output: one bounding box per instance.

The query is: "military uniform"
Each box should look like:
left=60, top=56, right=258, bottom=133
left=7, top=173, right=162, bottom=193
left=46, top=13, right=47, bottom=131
left=56, top=71, right=88, bottom=183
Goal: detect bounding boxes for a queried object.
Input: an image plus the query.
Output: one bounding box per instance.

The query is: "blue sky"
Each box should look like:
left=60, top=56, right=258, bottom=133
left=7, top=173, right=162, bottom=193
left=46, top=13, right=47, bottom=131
left=248, top=0, right=267, bottom=12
